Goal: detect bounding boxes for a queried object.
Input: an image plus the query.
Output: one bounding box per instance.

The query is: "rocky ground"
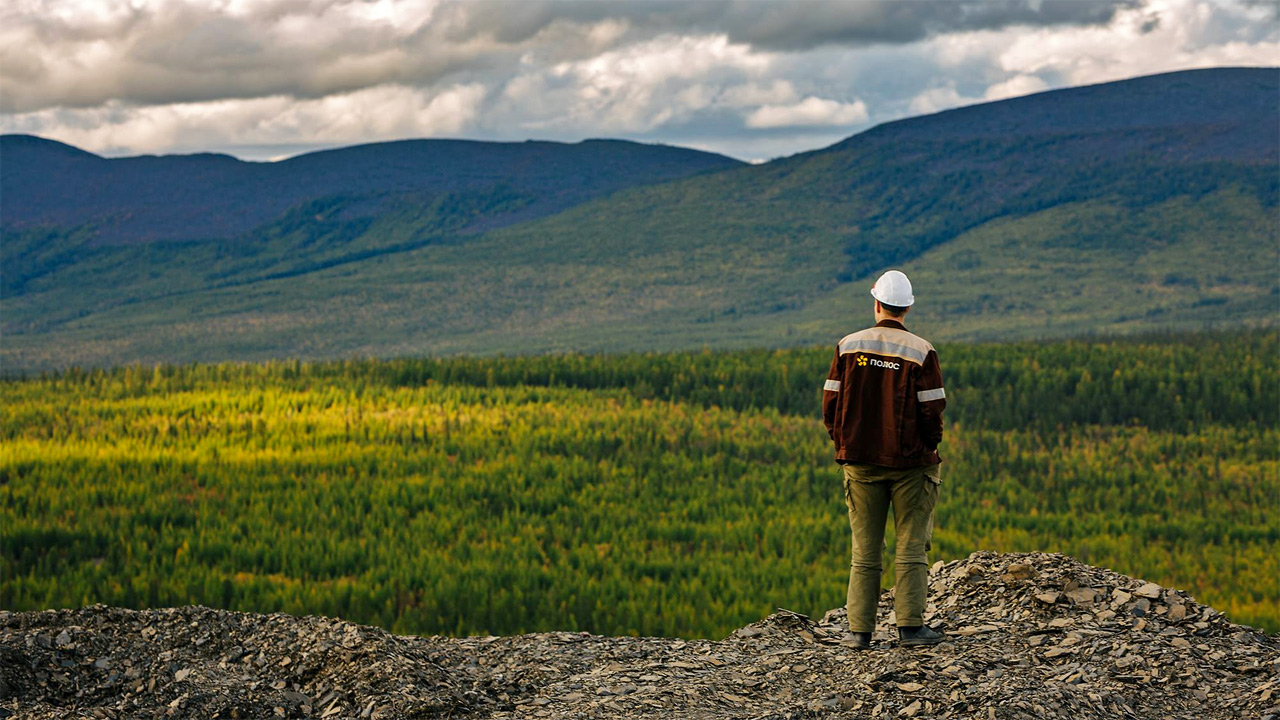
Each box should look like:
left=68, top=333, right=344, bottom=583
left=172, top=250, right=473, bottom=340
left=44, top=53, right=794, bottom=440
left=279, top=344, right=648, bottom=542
left=2, top=552, right=1276, bottom=719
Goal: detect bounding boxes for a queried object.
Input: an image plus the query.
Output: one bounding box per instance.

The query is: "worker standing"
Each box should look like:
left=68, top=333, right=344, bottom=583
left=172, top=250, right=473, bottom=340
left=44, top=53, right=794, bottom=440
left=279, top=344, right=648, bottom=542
left=822, top=270, right=947, bottom=649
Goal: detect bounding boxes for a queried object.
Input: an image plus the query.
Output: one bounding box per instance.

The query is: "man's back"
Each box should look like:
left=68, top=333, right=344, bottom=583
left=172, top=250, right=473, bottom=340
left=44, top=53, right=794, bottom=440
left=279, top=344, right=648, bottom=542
left=822, top=318, right=946, bottom=468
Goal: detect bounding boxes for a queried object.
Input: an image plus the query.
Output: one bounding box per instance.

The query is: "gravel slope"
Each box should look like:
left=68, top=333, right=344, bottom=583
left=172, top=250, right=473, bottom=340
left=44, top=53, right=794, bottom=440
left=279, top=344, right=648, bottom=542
left=3, top=552, right=1275, bottom=719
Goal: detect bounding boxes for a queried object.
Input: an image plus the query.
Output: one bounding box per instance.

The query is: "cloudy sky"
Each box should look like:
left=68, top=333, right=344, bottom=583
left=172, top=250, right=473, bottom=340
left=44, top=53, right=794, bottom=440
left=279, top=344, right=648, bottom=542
left=2, top=0, right=1276, bottom=162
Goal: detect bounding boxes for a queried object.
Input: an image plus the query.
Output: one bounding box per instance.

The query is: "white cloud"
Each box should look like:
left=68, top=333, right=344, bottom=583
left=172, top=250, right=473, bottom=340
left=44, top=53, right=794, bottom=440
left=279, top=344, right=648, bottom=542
left=907, top=85, right=975, bottom=116
left=1, top=83, right=487, bottom=155
left=995, top=0, right=1280, bottom=87
left=719, top=80, right=798, bottom=107
left=745, top=96, right=869, bottom=128
left=497, top=33, right=776, bottom=133
left=984, top=74, right=1051, bottom=101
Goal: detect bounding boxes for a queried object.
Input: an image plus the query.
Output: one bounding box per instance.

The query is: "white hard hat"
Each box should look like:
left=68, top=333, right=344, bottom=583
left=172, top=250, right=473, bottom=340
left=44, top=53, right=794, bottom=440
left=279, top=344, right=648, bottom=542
left=870, top=270, right=914, bottom=307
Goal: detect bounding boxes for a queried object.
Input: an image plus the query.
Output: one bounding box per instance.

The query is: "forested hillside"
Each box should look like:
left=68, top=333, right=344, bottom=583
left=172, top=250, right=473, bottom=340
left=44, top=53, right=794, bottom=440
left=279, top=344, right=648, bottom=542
left=2, top=68, right=1276, bottom=371
left=3, top=332, right=1275, bottom=637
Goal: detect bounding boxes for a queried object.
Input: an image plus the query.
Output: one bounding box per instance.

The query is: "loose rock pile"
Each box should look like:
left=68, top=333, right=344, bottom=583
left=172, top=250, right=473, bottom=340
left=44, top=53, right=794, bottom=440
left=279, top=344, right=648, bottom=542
left=3, top=552, right=1275, bottom=719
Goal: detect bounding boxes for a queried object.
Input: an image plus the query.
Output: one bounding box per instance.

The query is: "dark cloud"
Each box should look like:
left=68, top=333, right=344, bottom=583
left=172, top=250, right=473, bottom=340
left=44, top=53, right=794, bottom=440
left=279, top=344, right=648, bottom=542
left=430, top=1, right=1140, bottom=51
left=2, top=1, right=507, bottom=112
left=1240, top=0, right=1280, bottom=18
left=1, top=0, right=1137, bottom=114
left=672, top=0, right=1138, bottom=51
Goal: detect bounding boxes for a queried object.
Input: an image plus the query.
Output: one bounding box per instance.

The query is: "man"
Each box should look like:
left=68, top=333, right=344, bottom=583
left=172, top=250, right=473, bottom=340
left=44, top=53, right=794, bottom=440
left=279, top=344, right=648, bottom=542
left=822, top=269, right=947, bottom=649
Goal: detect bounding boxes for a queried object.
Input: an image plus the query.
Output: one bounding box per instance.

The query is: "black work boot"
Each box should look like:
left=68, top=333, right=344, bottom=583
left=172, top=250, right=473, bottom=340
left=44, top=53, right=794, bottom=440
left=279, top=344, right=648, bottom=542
left=897, top=625, right=946, bottom=647
left=843, top=632, right=874, bottom=650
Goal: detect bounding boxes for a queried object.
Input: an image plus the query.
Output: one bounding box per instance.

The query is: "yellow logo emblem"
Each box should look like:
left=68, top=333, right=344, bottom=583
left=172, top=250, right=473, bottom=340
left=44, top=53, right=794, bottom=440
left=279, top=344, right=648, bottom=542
left=856, top=355, right=868, bottom=367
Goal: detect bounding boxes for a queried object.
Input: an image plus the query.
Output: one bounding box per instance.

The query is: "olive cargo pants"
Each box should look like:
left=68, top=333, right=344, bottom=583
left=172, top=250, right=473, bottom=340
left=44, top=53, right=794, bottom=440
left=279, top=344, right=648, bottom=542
left=842, top=462, right=940, bottom=633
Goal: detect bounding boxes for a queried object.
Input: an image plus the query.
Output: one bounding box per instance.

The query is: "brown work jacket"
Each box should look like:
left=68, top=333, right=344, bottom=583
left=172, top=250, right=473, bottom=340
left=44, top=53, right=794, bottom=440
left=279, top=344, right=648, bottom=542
left=822, top=318, right=946, bottom=467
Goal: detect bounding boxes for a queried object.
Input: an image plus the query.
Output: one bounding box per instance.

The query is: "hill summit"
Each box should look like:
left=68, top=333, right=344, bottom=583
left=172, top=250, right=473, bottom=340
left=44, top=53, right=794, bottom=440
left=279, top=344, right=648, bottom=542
left=3, top=552, right=1274, bottom=719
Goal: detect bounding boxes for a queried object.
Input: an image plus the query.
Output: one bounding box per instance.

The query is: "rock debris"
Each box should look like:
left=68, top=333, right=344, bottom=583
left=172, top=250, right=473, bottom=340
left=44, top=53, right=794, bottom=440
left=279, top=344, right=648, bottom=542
left=2, top=552, right=1275, bottom=719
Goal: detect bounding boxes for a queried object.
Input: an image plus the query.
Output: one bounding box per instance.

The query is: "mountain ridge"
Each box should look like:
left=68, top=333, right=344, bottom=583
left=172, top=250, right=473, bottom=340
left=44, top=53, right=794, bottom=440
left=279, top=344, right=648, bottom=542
left=841, top=66, right=1277, bottom=150
left=1, top=67, right=1276, bottom=371
left=0, top=134, right=743, bottom=245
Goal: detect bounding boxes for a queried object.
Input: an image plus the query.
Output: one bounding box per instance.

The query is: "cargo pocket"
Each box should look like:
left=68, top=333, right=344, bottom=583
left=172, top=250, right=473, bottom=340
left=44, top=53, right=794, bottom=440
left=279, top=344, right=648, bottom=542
left=922, top=464, right=940, bottom=551
left=923, top=463, right=941, bottom=485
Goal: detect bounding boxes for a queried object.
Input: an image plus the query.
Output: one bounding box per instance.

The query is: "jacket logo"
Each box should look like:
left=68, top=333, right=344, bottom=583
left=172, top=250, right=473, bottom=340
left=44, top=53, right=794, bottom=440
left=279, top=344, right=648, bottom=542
left=857, top=354, right=900, bottom=370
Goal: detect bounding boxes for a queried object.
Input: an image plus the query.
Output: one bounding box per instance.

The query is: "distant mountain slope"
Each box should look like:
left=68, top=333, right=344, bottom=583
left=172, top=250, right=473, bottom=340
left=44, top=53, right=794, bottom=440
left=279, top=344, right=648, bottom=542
left=756, top=66, right=1277, bottom=280
left=1, top=67, right=1276, bottom=371
left=0, top=135, right=743, bottom=244
left=852, top=65, right=1276, bottom=146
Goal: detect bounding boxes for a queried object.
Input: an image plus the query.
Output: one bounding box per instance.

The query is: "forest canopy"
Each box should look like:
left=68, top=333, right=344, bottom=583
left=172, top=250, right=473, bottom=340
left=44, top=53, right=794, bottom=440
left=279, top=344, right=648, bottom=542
left=2, top=331, right=1275, bottom=636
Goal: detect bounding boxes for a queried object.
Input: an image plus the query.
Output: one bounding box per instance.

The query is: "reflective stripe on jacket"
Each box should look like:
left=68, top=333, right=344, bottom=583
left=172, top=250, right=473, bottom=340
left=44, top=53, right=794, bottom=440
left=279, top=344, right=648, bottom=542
left=821, top=318, right=946, bottom=467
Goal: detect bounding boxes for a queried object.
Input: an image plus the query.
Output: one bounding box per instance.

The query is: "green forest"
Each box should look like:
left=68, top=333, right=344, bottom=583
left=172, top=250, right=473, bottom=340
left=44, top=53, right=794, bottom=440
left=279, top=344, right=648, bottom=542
left=2, top=331, right=1276, bottom=637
